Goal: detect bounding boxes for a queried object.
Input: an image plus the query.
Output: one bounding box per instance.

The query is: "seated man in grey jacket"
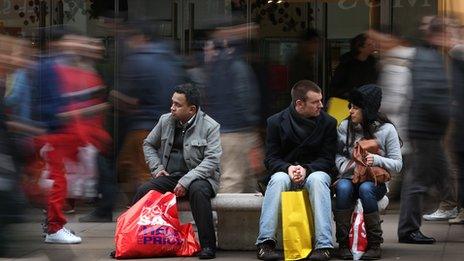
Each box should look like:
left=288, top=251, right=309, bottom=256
left=133, top=84, right=222, bottom=259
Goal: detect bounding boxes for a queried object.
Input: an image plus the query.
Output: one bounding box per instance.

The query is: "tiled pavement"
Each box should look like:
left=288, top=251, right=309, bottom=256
left=1, top=205, right=464, bottom=261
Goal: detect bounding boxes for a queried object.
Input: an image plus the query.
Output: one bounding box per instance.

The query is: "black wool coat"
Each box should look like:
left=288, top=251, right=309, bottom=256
left=263, top=107, right=338, bottom=185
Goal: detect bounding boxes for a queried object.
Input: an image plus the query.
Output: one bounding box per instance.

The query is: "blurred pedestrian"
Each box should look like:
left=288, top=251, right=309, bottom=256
left=203, top=23, right=263, bottom=193
left=33, top=29, right=111, bottom=244
left=0, top=34, right=31, bottom=255
left=112, top=21, right=186, bottom=201
left=398, top=16, right=455, bottom=244
left=288, top=29, right=321, bottom=88
left=370, top=28, right=459, bottom=221
left=449, top=38, right=464, bottom=224
left=369, top=30, right=415, bottom=201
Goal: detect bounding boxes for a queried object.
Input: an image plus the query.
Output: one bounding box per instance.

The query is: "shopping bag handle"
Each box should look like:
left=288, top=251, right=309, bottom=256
left=290, top=182, right=305, bottom=191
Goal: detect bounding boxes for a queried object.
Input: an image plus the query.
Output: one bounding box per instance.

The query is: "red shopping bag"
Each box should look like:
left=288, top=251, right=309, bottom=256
left=349, top=199, right=368, bottom=260
left=114, top=191, right=201, bottom=259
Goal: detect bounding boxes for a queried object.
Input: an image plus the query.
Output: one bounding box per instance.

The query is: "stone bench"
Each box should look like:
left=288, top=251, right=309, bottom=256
left=176, top=193, right=389, bottom=250
left=177, top=193, right=275, bottom=250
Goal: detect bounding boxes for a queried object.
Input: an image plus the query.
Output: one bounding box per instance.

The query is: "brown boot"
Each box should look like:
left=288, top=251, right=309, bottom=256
left=362, top=212, right=383, bottom=260
left=334, top=209, right=353, bottom=260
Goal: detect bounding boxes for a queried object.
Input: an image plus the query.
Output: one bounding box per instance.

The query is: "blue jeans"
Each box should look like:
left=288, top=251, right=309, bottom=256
left=256, top=171, right=333, bottom=249
left=335, top=178, right=387, bottom=214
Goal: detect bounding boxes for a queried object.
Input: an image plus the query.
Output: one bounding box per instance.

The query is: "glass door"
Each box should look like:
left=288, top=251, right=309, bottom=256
left=322, top=0, right=384, bottom=98
left=176, top=0, right=233, bottom=55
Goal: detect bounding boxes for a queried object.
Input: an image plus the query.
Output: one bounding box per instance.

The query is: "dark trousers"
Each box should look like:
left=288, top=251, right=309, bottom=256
left=455, top=152, right=464, bottom=208
left=133, top=176, right=216, bottom=249
left=398, top=138, right=452, bottom=238
left=95, top=153, right=118, bottom=216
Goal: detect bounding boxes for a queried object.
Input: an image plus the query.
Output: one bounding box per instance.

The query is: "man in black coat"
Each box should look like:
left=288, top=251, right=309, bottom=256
left=449, top=44, right=464, bottom=224
left=256, top=80, right=337, bottom=261
left=398, top=16, right=454, bottom=244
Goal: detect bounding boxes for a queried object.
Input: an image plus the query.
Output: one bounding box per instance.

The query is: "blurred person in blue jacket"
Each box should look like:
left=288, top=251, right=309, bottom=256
left=0, top=34, right=31, bottom=256
left=111, top=20, right=186, bottom=201
left=202, top=23, right=263, bottom=193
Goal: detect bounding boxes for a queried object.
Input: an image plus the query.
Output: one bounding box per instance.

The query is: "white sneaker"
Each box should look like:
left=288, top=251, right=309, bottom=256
left=449, top=209, right=464, bottom=224
left=423, top=207, right=458, bottom=221
left=45, top=227, right=82, bottom=244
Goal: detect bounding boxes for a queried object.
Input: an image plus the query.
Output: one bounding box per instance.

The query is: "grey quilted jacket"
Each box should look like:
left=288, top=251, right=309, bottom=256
left=143, top=109, right=222, bottom=194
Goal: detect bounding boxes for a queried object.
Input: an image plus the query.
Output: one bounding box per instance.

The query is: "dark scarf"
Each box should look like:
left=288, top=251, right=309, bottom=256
left=288, top=105, right=317, bottom=142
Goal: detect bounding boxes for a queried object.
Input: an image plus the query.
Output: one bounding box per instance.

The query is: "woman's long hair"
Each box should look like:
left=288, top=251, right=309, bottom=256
left=344, top=112, right=403, bottom=154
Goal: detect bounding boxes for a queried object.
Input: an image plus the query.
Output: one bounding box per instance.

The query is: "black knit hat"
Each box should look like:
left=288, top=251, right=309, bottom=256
left=348, top=84, right=382, bottom=122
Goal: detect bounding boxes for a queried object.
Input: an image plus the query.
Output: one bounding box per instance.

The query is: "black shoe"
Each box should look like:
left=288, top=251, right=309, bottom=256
left=398, top=231, right=436, bottom=244
left=198, top=247, right=216, bottom=259
left=79, top=211, right=113, bottom=223
left=338, top=246, right=352, bottom=260
left=361, top=246, right=381, bottom=260
left=308, top=248, right=332, bottom=261
left=257, top=240, right=281, bottom=261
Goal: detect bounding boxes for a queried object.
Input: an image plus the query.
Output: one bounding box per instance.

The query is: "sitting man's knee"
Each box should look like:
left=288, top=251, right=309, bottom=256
left=189, top=180, right=202, bottom=192
left=188, top=180, right=213, bottom=199
left=306, top=171, right=331, bottom=186
left=133, top=184, right=150, bottom=204
left=268, top=172, right=291, bottom=187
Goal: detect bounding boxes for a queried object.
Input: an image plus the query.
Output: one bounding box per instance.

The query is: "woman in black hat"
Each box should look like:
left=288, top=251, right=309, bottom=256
left=333, top=84, right=403, bottom=260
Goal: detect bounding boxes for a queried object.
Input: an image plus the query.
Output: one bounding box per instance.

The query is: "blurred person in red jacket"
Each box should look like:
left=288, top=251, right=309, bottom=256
left=34, top=30, right=110, bottom=244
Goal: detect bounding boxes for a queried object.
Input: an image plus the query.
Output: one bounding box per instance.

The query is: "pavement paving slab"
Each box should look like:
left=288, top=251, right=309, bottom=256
left=1, top=207, right=464, bottom=261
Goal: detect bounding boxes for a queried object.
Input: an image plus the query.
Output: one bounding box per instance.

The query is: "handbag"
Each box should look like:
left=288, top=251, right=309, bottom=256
left=352, top=139, right=390, bottom=185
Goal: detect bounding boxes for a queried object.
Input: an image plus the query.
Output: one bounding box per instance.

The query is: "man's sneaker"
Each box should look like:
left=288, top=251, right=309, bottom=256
left=308, top=248, right=332, bottom=261
left=257, top=240, right=280, bottom=260
left=423, top=207, right=458, bottom=221
left=45, top=227, right=82, bottom=244
left=449, top=209, right=464, bottom=224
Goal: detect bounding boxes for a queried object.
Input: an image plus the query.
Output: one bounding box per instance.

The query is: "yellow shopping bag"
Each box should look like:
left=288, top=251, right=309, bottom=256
left=281, top=190, right=315, bottom=260
left=327, top=97, right=350, bottom=125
